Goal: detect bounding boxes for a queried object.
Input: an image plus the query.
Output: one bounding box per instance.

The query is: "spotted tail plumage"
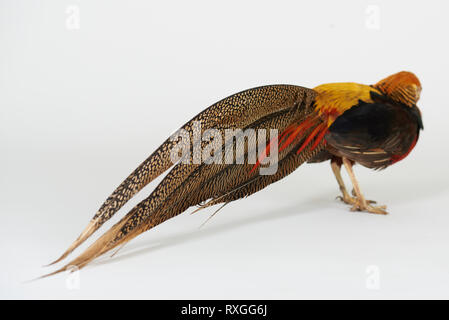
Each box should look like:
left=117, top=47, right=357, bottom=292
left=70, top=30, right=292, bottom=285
left=45, top=85, right=328, bottom=275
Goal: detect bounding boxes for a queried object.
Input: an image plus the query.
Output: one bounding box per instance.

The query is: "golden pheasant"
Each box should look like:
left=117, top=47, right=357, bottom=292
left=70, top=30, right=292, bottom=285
left=45, top=71, right=423, bottom=275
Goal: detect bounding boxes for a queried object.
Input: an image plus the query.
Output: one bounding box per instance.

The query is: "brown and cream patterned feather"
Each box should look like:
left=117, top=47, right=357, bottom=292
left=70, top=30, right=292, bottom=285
left=45, top=85, right=321, bottom=274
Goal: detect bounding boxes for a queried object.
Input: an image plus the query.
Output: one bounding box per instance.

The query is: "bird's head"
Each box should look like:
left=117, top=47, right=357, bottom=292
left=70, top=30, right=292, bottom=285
left=373, top=71, right=421, bottom=107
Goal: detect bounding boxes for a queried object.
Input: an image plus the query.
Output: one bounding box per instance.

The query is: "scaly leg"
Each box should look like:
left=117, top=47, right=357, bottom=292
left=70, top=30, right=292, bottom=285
left=331, top=158, right=376, bottom=206
left=331, top=158, right=353, bottom=204
left=342, top=157, right=388, bottom=215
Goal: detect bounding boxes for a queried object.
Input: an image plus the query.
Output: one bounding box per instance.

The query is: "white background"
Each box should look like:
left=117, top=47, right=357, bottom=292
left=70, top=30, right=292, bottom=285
left=1, top=0, right=449, bottom=299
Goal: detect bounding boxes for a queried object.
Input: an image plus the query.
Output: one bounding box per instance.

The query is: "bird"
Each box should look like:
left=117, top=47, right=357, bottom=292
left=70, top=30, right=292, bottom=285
left=44, top=71, right=423, bottom=276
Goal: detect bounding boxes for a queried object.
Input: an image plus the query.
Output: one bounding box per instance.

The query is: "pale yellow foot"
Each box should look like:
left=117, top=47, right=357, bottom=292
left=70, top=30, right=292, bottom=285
left=331, top=158, right=388, bottom=215
left=336, top=189, right=376, bottom=206
left=340, top=157, right=389, bottom=215
left=350, top=188, right=377, bottom=204
left=336, top=193, right=356, bottom=206
left=349, top=198, right=388, bottom=215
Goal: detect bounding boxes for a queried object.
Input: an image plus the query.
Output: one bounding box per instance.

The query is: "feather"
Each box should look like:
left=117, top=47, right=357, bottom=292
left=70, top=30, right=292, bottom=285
left=44, top=71, right=424, bottom=275
left=47, top=85, right=317, bottom=269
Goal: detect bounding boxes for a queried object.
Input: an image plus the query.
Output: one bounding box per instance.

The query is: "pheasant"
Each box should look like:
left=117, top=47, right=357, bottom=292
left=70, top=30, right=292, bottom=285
left=45, top=71, right=423, bottom=275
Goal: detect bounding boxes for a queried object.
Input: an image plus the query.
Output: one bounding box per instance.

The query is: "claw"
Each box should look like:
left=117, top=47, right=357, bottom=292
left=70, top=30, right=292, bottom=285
left=336, top=194, right=386, bottom=214
left=350, top=188, right=377, bottom=201
left=350, top=199, right=388, bottom=215
left=336, top=194, right=356, bottom=206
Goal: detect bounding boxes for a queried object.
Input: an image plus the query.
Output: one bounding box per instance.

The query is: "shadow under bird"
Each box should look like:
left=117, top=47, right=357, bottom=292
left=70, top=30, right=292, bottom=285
left=44, top=71, right=423, bottom=276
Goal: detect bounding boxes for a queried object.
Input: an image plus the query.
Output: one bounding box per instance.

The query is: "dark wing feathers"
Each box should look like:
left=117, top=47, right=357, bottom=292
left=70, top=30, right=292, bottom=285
left=325, top=99, right=420, bottom=169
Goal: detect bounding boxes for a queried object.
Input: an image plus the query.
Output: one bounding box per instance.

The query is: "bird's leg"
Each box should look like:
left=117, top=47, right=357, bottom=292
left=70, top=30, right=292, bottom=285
left=342, top=157, right=388, bottom=215
left=331, top=158, right=354, bottom=205
left=331, top=158, right=377, bottom=206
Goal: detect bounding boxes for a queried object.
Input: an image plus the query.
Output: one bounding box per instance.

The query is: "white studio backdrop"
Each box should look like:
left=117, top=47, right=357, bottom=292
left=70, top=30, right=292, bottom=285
left=1, top=0, right=449, bottom=299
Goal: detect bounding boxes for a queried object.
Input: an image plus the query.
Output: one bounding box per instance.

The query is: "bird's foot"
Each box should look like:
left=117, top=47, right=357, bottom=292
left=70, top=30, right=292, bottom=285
left=336, top=193, right=387, bottom=215
left=336, top=194, right=356, bottom=205
left=350, top=189, right=377, bottom=204
left=349, top=198, right=388, bottom=215
left=336, top=194, right=376, bottom=206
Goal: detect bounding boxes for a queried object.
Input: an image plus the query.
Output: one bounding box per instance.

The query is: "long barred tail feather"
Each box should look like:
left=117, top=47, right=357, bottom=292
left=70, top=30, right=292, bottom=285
left=45, top=85, right=322, bottom=274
